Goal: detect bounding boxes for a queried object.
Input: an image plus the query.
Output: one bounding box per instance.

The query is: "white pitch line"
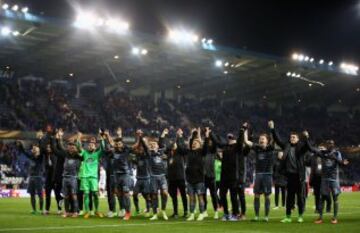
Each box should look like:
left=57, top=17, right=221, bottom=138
left=0, top=222, right=185, bottom=232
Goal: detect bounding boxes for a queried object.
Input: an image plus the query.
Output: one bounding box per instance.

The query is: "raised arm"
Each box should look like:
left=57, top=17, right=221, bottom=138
left=137, top=129, right=150, bottom=156
left=37, top=130, right=47, bottom=155
left=235, top=123, right=248, bottom=152
left=104, top=129, right=115, bottom=148
left=176, top=128, right=188, bottom=154
left=243, top=129, right=254, bottom=148
left=159, top=128, right=169, bottom=149
left=298, top=131, right=321, bottom=157
left=268, top=120, right=286, bottom=149
left=197, top=127, right=202, bottom=144
left=75, top=131, right=86, bottom=156
left=50, top=134, right=67, bottom=158
left=326, top=151, right=349, bottom=166
left=16, top=141, right=33, bottom=160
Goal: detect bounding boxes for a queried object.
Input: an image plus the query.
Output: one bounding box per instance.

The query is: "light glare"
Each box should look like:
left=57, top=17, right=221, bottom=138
left=2, top=4, right=9, bottom=10
left=1, top=27, right=11, bottom=36
left=12, top=4, right=18, bottom=11
left=21, top=7, right=28, bottom=13
left=215, top=60, right=223, bottom=67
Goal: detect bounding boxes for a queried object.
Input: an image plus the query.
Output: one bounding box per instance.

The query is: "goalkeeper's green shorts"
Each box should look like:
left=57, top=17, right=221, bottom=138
left=80, top=177, right=98, bottom=192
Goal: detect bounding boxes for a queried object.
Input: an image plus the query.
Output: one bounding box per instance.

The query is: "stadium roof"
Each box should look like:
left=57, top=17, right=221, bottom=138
left=1, top=12, right=359, bottom=105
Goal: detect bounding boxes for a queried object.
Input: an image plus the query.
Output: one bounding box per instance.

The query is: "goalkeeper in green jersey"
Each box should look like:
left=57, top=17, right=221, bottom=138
left=76, top=131, right=106, bottom=219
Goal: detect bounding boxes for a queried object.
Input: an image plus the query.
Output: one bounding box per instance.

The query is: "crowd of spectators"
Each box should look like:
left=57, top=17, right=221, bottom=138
left=1, top=79, right=359, bottom=146
left=1, top=79, right=360, bottom=187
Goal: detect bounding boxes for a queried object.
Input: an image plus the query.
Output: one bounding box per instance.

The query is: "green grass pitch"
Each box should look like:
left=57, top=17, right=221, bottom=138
left=0, top=192, right=359, bottom=233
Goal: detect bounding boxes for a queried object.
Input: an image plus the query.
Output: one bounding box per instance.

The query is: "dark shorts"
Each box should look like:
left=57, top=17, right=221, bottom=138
left=150, top=175, right=168, bottom=193
left=27, top=177, right=43, bottom=195
left=62, top=176, right=78, bottom=196
left=254, top=173, right=272, bottom=195
left=321, top=179, right=341, bottom=196
left=115, top=174, right=131, bottom=193
left=187, top=182, right=205, bottom=195
left=134, top=178, right=151, bottom=194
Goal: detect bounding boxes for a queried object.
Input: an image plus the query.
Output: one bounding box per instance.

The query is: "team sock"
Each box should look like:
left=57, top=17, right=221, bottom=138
left=265, top=196, right=270, bottom=217
left=161, top=194, right=168, bottom=211
left=133, top=195, right=139, bottom=212
left=254, top=197, right=260, bottom=217
left=84, top=193, right=90, bottom=212
left=152, top=195, right=159, bottom=214
left=30, top=195, right=36, bottom=211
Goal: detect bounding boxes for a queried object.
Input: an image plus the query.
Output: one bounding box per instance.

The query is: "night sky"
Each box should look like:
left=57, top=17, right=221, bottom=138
left=13, top=0, right=360, bottom=62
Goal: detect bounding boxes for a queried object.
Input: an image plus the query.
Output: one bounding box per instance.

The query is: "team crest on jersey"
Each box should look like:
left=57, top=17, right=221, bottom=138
left=154, top=157, right=162, bottom=163
left=258, top=153, right=265, bottom=160
left=325, top=159, right=334, bottom=167
left=86, top=158, right=94, bottom=163
left=67, top=159, right=75, bottom=165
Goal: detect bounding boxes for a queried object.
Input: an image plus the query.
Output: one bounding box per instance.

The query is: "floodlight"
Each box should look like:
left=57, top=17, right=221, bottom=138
left=132, top=47, right=140, bottom=55
left=1, top=27, right=11, bottom=36
left=141, top=49, right=148, bottom=55
left=215, top=60, right=223, bottom=67
left=74, top=12, right=97, bottom=29
left=292, top=53, right=298, bottom=60
left=12, top=4, right=18, bottom=11
left=2, top=4, right=9, bottom=10
left=168, top=29, right=199, bottom=44
left=21, top=7, right=28, bottom=13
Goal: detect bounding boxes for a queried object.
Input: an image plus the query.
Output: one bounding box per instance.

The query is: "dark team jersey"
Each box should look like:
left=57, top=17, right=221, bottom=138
left=167, top=151, right=186, bottom=181
left=273, top=158, right=287, bottom=185
left=63, top=156, right=82, bottom=177
left=140, top=137, right=166, bottom=176
left=221, top=144, right=240, bottom=181
left=148, top=150, right=166, bottom=176
left=111, top=147, right=132, bottom=175
left=253, top=144, right=275, bottom=174
left=310, top=156, right=322, bottom=176
left=162, top=137, right=186, bottom=181
left=203, top=138, right=217, bottom=178
left=286, top=147, right=298, bottom=174
left=135, top=153, right=150, bottom=179
left=19, top=145, right=43, bottom=177
left=320, top=150, right=342, bottom=181
left=203, top=153, right=215, bottom=178
left=103, top=144, right=114, bottom=175
left=27, top=155, right=43, bottom=177
left=51, top=138, right=82, bottom=177
left=186, top=149, right=205, bottom=184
